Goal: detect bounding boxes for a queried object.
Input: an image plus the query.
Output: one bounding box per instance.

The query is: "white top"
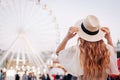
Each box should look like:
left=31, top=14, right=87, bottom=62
left=58, top=44, right=120, bottom=77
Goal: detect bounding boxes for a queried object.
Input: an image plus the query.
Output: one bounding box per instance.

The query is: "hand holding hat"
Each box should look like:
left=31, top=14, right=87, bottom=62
left=101, top=27, right=114, bottom=47
left=101, top=27, right=111, bottom=39
left=66, top=26, right=79, bottom=40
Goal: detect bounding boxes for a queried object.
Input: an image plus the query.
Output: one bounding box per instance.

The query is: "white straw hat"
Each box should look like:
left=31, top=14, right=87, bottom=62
left=75, top=15, right=105, bottom=42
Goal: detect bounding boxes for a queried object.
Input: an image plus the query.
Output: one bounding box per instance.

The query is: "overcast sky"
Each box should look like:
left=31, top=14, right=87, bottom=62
left=43, top=0, right=120, bottom=46
left=0, top=0, right=120, bottom=52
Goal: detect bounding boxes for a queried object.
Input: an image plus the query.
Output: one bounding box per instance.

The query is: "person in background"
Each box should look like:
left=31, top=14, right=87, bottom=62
left=0, top=70, right=3, bottom=80
left=28, top=72, right=32, bottom=80
left=31, top=72, right=37, bottom=80
left=22, top=71, right=28, bottom=80
left=56, top=15, right=119, bottom=80
left=15, top=73, right=20, bottom=80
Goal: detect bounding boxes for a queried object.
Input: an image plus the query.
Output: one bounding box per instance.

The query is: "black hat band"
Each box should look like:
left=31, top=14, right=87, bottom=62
left=81, top=23, right=99, bottom=35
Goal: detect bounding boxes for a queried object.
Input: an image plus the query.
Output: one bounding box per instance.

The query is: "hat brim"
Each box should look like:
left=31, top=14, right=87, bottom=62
left=75, top=19, right=105, bottom=42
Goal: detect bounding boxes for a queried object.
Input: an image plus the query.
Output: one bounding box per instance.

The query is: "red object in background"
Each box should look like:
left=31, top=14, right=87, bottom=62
left=51, top=74, right=56, bottom=80
left=109, top=58, right=120, bottom=79
left=117, top=58, right=120, bottom=70
left=110, top=74, right=118, bottom=78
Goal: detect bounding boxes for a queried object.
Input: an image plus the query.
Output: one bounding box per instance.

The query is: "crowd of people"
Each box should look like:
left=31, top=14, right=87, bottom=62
left=15, top=71, right=51, bottom=80
left=15, top=72, right=78, bottom=80
left=14, top=72, right=120, bottom=80
left=0, top=69, right=120, bottom=80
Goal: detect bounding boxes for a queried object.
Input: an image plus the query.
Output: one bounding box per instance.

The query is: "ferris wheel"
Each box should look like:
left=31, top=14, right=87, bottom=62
left=0, top=0, right=60, bottom=70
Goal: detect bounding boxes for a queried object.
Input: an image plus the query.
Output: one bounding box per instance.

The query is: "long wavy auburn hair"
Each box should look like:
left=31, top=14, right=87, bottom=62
left=78, top=38, right=111, bottom=80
